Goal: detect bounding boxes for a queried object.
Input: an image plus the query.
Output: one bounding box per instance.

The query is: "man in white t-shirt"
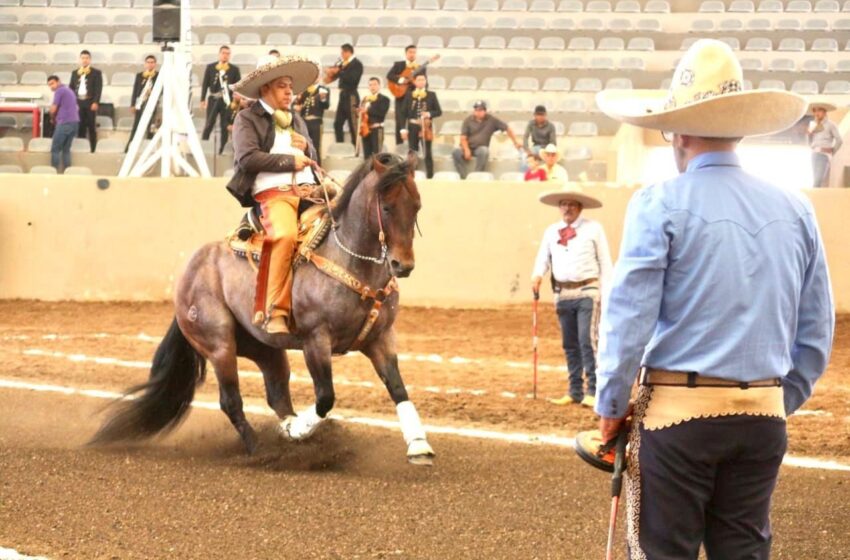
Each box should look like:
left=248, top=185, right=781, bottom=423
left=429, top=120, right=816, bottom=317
left=531, top=186, right=611, bottom=407
left=228, top=55, right=320, bottom=334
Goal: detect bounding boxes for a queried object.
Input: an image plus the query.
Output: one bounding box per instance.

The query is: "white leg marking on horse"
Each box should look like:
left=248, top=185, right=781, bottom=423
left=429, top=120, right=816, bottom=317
left=396, top=401, right=435, bottom=465
left=278, top=405, right=324, bottom=441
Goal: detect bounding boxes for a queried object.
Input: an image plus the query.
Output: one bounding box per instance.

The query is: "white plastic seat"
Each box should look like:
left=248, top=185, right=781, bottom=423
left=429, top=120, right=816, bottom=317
left=699, top=0, right=725, bottom=11
left=608, top=18, right=633, bottom=31
left=414, top=0, right=439, bottom=8
left=538, top=37, right=565, bottom=50
left=28, top=138, right=52, bottom=152
left=64, top=167, right=93, bottom=176
left=385, top=0, right=410, bottom=7
left=768, top=58, right=795, bottom=71
left=443, top=0, right=468, bottom=9
left=691, top=19, right=715, bottom=32
left=745, top=37, right=772, bottom=51
left=112, top=14, right=139, bottom=26
left=21, top=52, right=48, bottom=64
left=386, top=34, right=414, bottom=48
left=729, top=0, right=754, bottom=11
left=23, top=31, right=48, bottom=44
left=449, top=76, right=478, bottom=90
left=0, top=71, right=17, bottom=85
left=473, top=0, right=498, bottom=8
left=448, top=36, right=476, bottom=48
left=529, top=0, right=554, bottom=9
left=508, top=36, right=535, bottom=49
left=776, top=19, right=802, bottom=30
left=20, top=71, right=48, bottom=86
left=326, top=33, right=354, bottom=46
left=573, top=77, right=602, bottom=92
left=111, top=72, right=135, bottom=86
left=557, top=0, right=582, bottom=9
left=218, top=0, right=244, bottom=7
left=558, top=98, right=585, bottom=112
left=834, top=18, right=850, bottom=29
left=502, top=0, right=528, bottom=9
left=0, top=137, right=27, bottom=152
left=30, top=166, right=58, bottom=174
left=758, top=79, right=786, bottom=90
left=747, top=18, right=772, bottom=30
left=418, top=35, right=444, bottom=49
left=0, top=165, right=22, bottom=173
left=479, top=36, right=506, bottom=49
left=356, top=34, right=383, bottom=47
left=823, top=80, right=850, bottom=93
left=511, top=77, right=539, bottom=91
left=232, top=53, right=258, bottom=66
left=581, top=17, right=605, bottom=30
left=590, top=57, right=615, bottom=69
left=568, top=37, right=595, bottom=50
left=814, top=0, right=839, bottom=10
left=204, top=32, right=232, bottom=45
left=811, top=38, right=838, bottom=51
left=644, top=0, right=670, bottom=11
left=245, top=0, right=271, bottom=6
left=804, top=19, right=829, bottom=30
left=559, top=55, right=584, bottom=69
left=266, top=32, right=293, bottom=46
left=627, top=37, right=654, bottom=51
left=614, top=0, right=639, bottom=11
left=467, top=172, right=495, bottom=181
left=718, top=37, right=741, bottom=50
left=295, top=33, right=322, bottom=46
left=113, top=31, right=140, bottom=44
left=549, top=18, right=576, bottom=29
left=801, top=59, right=828, bottom=72
left=97, top=139, right=125, bottom=154
left=791, top=80, right=819, bottom=94
left=586, top=0, right=611, bottom=11
left=719, top=19, right=744, bottom=30
left=427, top=75, right=447, bottom=89
left=502, top=56, right=525, bottom=68
left=53, top=31, right=81, bottom=44
left=499, top=172, right=524, bottom=181
left=786, top=0, right=812, bottom=11
left=757, top=0, right=782, bottom=10
left=234, top=33, right=261, bottom=45
left=778, top=37, right=805, bottom=51
left=568, top=121, right=598, bottom=136
left=605, top=77, right=632, bottom=89
left=619, top=56, right=645, bottom=70
left=480, top=77, right=508, bottom=90
left=432, top=171, right=461, bottom=181
left=598, top=37, right=625, bottom=50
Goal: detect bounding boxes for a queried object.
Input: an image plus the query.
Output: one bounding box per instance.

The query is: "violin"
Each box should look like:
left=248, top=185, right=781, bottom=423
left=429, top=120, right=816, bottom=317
left=420, top=114, right=433, bottom=142
left=359, top=98, right=371, bottom=138
left=323, top=59, right=343, bottom=84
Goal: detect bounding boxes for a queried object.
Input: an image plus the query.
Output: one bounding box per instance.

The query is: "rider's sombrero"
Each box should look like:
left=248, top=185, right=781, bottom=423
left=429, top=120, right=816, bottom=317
left=231, top=54, right=319, bottom=100
left=596, top=39, right=807, bottom=138
left=538, top=185, right=602, bottom=209
left=808, top=98, right=837, bottom=112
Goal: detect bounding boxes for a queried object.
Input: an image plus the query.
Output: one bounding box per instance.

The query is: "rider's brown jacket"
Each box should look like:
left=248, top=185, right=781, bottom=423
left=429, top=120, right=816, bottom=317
left=226, top=100, right=318, bottom=207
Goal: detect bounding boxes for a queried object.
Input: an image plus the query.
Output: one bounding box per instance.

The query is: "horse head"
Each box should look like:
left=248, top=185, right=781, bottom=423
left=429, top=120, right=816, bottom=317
left=370, top=151, right=421, bottom=278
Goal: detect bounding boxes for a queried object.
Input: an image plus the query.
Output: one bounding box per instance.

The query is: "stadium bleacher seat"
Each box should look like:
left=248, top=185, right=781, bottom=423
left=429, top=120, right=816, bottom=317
left=433, top=171, right=461, bottom=181
left=467, top=172, right=495, bottom=181
left=542, top=77, right=571, bottom=91
left=815, top=0, right=839, bottom=9
left=758, top=79, right=786, bottom=89
left=786, top=0, right=813, bottom=11
left=769, top=58, right=796, bottom=71
left=823, top=80, right=850, bottom=93
left=481, top=77, right=508, bottom=90
left=746, top=37, right=773, bottom=51
left=28, top=138, right=51, bottom=153
left=812, top=38, right=839, bottom=51
left=586, top=0, right=612, bottom=11
left=758, top=0, right=782, bottom=11
left=29, top=165, right=58, bottom=174
left=0, top=71, right=16, bottom=85
left=84, top=32, right=110, bottom=45
left=791, top=80, right=820, bottom=94
left=747, top=18, right=772, bottom=30
left=776, top=19, right=802, bottom=30
left=802, top=59, right=829, bottom=72
left=778, top=38, right=805, bottom=51
left=64, top=167, right=93, bottom=175
left=569, top=122, right=599, bottom=136
left=574, top=77, right=603, bottom=92
left=0, top=138, right=25, bottom=152
left=644, top=0, right=670, bottom=11
left=568, top=37, right=595, bottom=50
left=729, top=0, right=755, bottom=11
left=720, top=19, right=744, bottom=31
left=0, top=165, right=24, bottom=173
left=20, top=71, right=47, bottom=86
left=699, top=0, right=725, bottom=12
left=598, top=37, right=625, bottom=50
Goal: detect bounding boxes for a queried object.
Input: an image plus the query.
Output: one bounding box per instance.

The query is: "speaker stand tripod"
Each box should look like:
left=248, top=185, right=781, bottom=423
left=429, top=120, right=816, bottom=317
left=119, top=44, right=210, bottom=178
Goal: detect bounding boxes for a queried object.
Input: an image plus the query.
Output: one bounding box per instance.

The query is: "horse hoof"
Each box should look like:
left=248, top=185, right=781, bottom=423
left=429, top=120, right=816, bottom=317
left=407, top=439, right=435, bottom=466
left=277, top=415, right=297, bottom=441
left=278, top=411, right=323, bottom=441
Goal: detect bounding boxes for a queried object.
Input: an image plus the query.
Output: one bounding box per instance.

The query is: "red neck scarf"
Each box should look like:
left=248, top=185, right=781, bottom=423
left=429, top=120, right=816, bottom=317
left=558, top=225, right=576, bottom=246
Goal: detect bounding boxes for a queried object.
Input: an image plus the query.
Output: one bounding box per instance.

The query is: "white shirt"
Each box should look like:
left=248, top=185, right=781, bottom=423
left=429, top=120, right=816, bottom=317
left=253, top=100, right=315, bottom=195
left=545, top=164, right=569, bottom=184
left=531, top=216, right=612, bottom=290
left=78, top=73, right=88, bottom=98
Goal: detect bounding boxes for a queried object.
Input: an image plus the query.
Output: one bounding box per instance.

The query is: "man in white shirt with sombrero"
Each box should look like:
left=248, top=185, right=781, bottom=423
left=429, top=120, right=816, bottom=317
left=532, top=186, right=612, bottom=408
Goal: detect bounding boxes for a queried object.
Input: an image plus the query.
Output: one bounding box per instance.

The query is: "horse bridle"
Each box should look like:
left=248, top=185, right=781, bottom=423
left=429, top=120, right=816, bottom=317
left=313, top=162, right=414, bottom=268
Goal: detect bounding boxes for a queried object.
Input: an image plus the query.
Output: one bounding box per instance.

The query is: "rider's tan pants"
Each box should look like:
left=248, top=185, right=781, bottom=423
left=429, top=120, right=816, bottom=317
left=254, top=189, right=300, bottom=325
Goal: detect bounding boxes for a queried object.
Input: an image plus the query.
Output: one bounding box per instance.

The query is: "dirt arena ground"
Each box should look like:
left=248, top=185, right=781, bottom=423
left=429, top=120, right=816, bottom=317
left=1, top=301, right=849, bottom=559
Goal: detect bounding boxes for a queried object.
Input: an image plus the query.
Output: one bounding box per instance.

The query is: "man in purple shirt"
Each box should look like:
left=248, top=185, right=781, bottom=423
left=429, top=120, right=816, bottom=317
left=47, top=75, right=80, bottom=173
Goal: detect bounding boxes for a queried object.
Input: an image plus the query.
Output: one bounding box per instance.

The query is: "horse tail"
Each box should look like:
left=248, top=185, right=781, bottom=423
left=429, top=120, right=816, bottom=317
left=89, top=318, right=206, bottom=445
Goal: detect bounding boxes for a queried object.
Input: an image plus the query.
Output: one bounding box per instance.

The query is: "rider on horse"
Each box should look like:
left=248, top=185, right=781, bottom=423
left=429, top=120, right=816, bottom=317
left=226, top=54, right=322, bottom=334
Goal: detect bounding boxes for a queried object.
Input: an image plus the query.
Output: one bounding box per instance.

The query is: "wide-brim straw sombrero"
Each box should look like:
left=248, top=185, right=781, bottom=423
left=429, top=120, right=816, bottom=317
left=539, top=185, right=602, bottom=209
left=231, top=54, right=319, bottom=100
left=808, top=98, right=837, bottom=112
left=596, top=39, right=807, bottom=138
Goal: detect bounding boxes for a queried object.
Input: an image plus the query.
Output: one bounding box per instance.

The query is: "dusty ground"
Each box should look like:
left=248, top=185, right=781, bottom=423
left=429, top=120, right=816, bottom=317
left=0, top=301, right=849, bottom=559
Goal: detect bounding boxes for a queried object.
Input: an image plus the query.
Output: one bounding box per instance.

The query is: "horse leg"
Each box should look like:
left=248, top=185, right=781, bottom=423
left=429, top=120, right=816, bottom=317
left=210, top=350, right=258, bottom=455
left=250, top=345, right=295, bottom=420
left=279, top=330, right=334, bottom=441
left=362, top=332, right=435, bottom=466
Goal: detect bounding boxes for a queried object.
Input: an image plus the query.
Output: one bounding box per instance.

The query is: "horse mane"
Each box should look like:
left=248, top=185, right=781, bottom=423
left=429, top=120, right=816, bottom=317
left=331, top=153, right=411, bottom=220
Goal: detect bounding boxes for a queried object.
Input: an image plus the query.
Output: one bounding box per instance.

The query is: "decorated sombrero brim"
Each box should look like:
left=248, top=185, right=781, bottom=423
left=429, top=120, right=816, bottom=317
left=231, top=54, right=319, bottom=100
left=575, top=430, right=620, bottom=473
left=808, top=98, right=837, bottom=112
left=538, top=186, right=602, bottom=209
left=596, top=39, right=807, bottom=138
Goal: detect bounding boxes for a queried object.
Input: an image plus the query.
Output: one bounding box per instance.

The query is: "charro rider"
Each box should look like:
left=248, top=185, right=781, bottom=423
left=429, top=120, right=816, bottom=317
left=595, top=39, right=833, bottom=558
left=226, top=54, right=321, bottom=335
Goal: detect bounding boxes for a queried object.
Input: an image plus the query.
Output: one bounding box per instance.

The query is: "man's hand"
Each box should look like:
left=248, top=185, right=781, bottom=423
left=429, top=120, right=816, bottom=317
left=130, top=107, right=136, bottom=114
left=401, top=130, right=409, bottom=141
left=227, top=124, right=233, bottom=132
left=293, top=154, right=313, bottom=171
left=463, top=148, right=472, bottom=161
left=531, top=276, right=542, bottom=295
left=91, top=103, right=99, bottom=112
left=200, top=100, right=207, bottom=110
left=290, top=131, right=308, bottom=152
left=599, top=416, right=628, bottom=443
left=293, top=104, right=302, bottom=113
left=421, top=111, right=430, bottom=119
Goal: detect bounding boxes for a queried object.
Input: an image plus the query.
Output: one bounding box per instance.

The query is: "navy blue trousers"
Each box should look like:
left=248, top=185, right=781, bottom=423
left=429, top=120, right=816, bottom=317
left=627, top=414, right=787, bottom=560
left=555, top=296, right=597, bottom=400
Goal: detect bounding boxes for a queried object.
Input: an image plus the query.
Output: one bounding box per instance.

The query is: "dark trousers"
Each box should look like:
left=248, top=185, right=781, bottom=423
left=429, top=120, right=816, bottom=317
left=202, top=97, right=232, bottom=153
left=305, top=118, right=323, bottom=165
left=628, top=412, right=787, bottom=559
left=77, top=99, right=97, bottom=153
left=51, top=121, right=78, bottom=172
left=363, top=126, right=384, bottom=160
left=393, top=97, right=404, bottom=145
left=556, top=296, right=598, bottom=400
left=334, top=90, right=359, bottom=145
left=812, top=152, right=830, bottom=188
left=407, top=123, right=433, bottom=178
left=125, top=106, right=155, bottom=152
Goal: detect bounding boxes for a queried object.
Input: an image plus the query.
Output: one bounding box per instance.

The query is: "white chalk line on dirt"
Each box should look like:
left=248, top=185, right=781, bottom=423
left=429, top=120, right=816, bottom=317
left=20, top=348, right=541, bottom=400
left=0, top=377, right=848, bottom=473
left=0, top=548, right=49, bottom=560
left=1, top=332, right=569, bottom=373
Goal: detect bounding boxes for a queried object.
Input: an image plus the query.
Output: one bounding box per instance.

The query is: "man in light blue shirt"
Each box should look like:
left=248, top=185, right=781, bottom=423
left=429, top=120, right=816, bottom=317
left=594, top=39, right=833, bottom=559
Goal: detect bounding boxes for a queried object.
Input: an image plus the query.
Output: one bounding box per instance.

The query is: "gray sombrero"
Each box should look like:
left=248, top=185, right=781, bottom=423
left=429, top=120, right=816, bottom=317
left=231, top=54, right=319, bottom=100
left=538, top=185, right=602, bottom=209
left=596, top=39, right=807, bottom=138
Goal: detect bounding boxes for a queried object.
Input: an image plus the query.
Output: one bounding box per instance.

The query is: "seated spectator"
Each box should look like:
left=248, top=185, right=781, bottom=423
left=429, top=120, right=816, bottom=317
left=452, top=100, right=521, bottom=179
left=541, top=144, right=568, bottom=184
left=523, top=105, right=557, bottom=156
left=47, top=74, right=80, bottom=173
left=524, top=154, right=547, bottom=181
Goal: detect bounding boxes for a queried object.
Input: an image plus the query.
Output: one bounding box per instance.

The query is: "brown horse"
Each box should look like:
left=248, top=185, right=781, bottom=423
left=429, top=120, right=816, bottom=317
left=92, top=152, right=435, bottom=465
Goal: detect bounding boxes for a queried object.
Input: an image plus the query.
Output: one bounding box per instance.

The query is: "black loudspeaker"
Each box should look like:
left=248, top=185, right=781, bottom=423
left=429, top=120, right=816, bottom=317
left=152, top=0, right=181, bottom=43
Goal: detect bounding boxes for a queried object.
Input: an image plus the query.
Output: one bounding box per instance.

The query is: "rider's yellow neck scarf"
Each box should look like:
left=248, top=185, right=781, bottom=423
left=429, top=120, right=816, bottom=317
left=412, top=88, right=427, bottom=100
left=215, top=62, right=230, bottom=72
left=273, top=109, right=293, bottom=133
left=306, top=84, right=318, bottom=94
left=341, top=57, right=351, bottom=67
left=364, top=93, right=378, bottom=103
left=142, top=70, right=156, bottom=79
left=405, top=61, right=418, bottom=69
left=77, top=66, right=91, bottom=76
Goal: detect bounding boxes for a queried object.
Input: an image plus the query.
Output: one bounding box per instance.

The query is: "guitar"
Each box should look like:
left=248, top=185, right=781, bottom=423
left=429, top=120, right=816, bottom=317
left=388, top=55, right=441, bottom=99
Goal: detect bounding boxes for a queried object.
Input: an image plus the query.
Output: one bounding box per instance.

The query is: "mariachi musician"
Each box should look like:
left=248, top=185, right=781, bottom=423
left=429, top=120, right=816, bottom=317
left=359, top=77, right=391, bottom=160
left=386, top=45, right=439, bottom=145
left=125, top=54, right=159, bottom=152
left=294, top=77, right=331, bottom=165
left=399, top=73, right=441, bottom=179
left=325, top=43, right=363, bottom=146
left=201, top=45, right=241, bottom=154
